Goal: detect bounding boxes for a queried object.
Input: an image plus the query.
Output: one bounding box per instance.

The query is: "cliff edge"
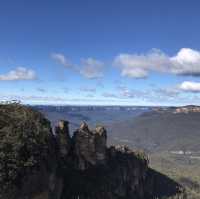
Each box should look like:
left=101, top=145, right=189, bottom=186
left=0, top=104, right=184, bottom=199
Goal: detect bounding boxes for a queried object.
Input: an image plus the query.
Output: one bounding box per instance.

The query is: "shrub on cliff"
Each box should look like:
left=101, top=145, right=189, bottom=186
left=0, top=103, right=53, bottom=192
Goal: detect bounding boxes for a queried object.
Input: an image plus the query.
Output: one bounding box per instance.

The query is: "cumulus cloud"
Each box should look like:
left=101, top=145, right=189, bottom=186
left=171, top=48, right=200, bottom=75
left=179, top=81, right=200, bottom=92
left=51, top=53, right=72, bottom=67
left=51, top=53, right=104, bottom=79
left=114, top=48, right=200, bottom=78
left=0, top=67, right=36, bottom=81
left=79, top=58, right=104, bottom=79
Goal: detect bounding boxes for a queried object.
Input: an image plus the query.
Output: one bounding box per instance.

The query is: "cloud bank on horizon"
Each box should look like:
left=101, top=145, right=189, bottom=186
left=1, top=48, right=200, bottom=105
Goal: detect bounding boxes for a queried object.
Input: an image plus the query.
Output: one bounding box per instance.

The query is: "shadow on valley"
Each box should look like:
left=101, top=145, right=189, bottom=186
left=145, top=168, right=184, bottom=199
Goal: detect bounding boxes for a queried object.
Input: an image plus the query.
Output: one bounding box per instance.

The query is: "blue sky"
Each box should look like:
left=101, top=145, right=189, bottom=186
left=1, top=0, right=200, bottom=105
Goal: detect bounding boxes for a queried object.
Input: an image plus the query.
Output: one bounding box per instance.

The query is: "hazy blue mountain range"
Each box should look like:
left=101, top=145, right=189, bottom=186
left=32, top=105, right=200, bottom=198
left=33, top=105, right=152, bottom=132
left=0, top=104, right=186, bottom=199
left=34, top=105, right=200, bottom=152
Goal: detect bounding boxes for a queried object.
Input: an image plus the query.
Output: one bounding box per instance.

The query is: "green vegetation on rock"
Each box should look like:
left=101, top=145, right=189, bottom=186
left=0, top=103, right=52, bottom=192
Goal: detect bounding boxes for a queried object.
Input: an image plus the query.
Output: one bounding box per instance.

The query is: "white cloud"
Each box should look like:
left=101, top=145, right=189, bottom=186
left=114, top=48, right=200, bottom=78
left=51, top=53, right=72, bottom=67
left=170, top=48, right=200, bottom=75
left=51, top=53, right=104, bottom=79
left=0, top=67, right=36, bottom=81
left=79, top=58, right=104, bottom=79
left=179, top=81, right=200, bottom=92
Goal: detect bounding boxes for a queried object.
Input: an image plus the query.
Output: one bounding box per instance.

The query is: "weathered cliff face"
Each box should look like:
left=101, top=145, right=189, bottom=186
left=0, top=104, right=57, bottom=199
left=57, top=121, right=148, bottom=199
left=72, top=122, right=107, bottom=170
left=0, top=104, right=184, bottom=199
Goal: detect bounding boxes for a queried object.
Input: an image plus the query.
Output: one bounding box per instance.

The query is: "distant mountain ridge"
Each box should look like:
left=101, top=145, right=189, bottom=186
left=0, top=104, right=185, bottom=199
left=107, top=105, right=200, bottom=152
left=31, top=104, right=200, bottom=152
left=31, top=104, right=200, bottom=198
left=153, top=105, right=200, bottom=114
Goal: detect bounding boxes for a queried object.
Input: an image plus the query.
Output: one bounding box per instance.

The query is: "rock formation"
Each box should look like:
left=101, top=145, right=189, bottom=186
left=55, top=120, right=71, bottom=159
left=0, top=104, right=185, bottom=199
left=72, top=122, right=107, bottom=170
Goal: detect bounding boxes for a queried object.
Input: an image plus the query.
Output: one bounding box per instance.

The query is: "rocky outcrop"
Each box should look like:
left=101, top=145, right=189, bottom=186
left=153, top=105, right=200, bottom=114
left=0, top=104, right=184, bottom=199
left=72, top=122, right=107, bottom=170
left=0, top=104, right=57, bottom=199
left=173, top=105, right=200, bottom=114
left=55, top=120, right=71, bottom=159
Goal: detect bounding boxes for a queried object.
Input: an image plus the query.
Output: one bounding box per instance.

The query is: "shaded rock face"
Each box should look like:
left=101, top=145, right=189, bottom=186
left=0, top=104, right=57, bottom=199
left=0, top=104, right=184, bottom=199
left=55, top=120, right=71, bottom=158
left=72, top=122, right=107, bottom=170
left=94, top=126, right=107, bottom=163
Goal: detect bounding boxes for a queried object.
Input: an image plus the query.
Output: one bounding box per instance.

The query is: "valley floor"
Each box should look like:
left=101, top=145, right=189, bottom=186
left=150, top=152, right=200, bottom=199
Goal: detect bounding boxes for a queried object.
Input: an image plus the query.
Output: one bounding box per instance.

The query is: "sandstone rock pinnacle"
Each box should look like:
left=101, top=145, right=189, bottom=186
left=72, top=122, right=107, bottom=170
left=55, top=120, right=71, bottom=157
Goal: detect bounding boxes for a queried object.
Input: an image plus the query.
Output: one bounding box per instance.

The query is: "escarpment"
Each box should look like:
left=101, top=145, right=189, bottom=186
left=0, top=104, right=184, bottom=199
left=0, top=104, right=57, bottom=199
